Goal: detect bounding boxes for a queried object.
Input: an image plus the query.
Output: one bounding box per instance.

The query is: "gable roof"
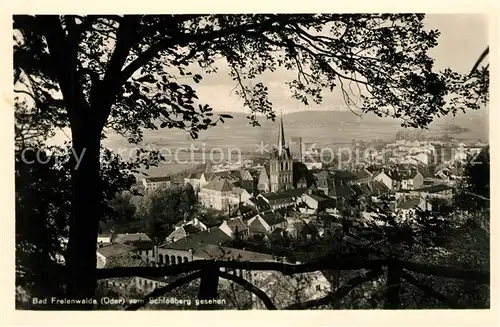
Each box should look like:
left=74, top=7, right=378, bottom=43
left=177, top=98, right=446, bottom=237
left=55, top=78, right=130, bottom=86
left=333, top=170, right=357, bottom=180
left=328, top=183, right=355, bottom=198
left=261, top=188, right=307, bottom=202
left=249, top=217, right=269, bottom=234
left=304, top=193, right=329, bottom=202
left=97, top=243, right=137, bottom=258
left=145, top=176, right=171, bottom=183
left=260, top=211, right=285, bottom=226
left=192, top=243, right=279, bottom=262
left=227, top=217, right=248, bottom=233
left=113, top=233, right=152, bottom=244
left=162, top=226, right=231, bottom=248
left=103, top=252, right=147, bottom=269
left=355, top=169, right=372, bottom=180
left=202, top=178, right=234, bottom=192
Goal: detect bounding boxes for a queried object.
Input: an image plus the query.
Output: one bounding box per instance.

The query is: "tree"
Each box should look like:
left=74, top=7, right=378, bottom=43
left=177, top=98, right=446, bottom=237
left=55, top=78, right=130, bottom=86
left=13, top=14, right=489, bottom=303
left=135, top=184, right=198, bottom=244
left=15, top=143, right=151, bottom=303
left=454, top=147, right=490, bottom=212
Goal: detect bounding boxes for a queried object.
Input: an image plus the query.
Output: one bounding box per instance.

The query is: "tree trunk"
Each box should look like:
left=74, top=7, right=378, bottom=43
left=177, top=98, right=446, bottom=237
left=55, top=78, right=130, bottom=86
left=65, top=120, right=103, bottom=309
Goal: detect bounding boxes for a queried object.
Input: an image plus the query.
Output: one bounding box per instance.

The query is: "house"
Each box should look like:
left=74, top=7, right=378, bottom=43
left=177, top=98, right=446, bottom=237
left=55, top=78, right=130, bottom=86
left=111, top=233, right=154, bottom=262
left=142, top=176, right=171, bottom=191
left=157, top=239, right=281, bottom=280
left=245, top=196, right=272, bottom=213
left=373, top=170, right=395, bottom=191
left=247, top=211, right=287, bottom=236
left=328, top=182, right=355, bottom=201
left=233, top=202, right=260, bottom=220
left=368, top=180, right=391, bottom=196
left=285, top=217, right=319, bottom=240
left=97, top=232, right=113, bottom=247
left=395, top=197, right=432, bottom=222
left=163, top=225, right=231, bottom=246
left=296, top=176, right=308, bottom=189
left=400, top=170, right=424, bottom=190
left=236, top=169, right=256, bottom=193
left=259, top=188, right=308, bottom=210
left=198, top=178, right=249, bottom=212
left=313, top=170, right=332, bottom=195
left=165, top=224, right=203, bottom=243
left=96, top=243, right=141, bottom=269
left=301, top=193, right=330, bottom=212
left=183, top=171, right=208, bottom=191
left=332, top=170, right=358, bottom=185
left=218, top=217, right=250, bottom=240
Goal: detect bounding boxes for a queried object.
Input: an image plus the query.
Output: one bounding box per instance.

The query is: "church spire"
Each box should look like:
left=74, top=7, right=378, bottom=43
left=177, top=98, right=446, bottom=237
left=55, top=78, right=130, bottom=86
left=278, top=109, right=285, bottom=156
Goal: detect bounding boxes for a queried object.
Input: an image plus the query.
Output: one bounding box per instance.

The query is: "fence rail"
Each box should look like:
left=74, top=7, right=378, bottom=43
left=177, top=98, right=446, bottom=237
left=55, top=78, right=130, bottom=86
left=96, top=258, right=489, bottom=310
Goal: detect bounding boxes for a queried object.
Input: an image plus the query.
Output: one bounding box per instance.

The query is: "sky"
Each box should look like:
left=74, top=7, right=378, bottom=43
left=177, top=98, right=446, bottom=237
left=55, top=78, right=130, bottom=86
left=191, top=14, right=489, bottom=114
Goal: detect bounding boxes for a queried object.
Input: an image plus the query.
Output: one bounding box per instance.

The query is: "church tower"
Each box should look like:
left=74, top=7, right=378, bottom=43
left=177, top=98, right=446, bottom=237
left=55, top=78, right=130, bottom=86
left=269, top=111, right=294, bottom=192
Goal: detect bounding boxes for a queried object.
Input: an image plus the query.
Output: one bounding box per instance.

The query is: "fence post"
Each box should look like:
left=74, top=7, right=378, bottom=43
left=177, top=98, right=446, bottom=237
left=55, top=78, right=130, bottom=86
left=384, top=262, right=402, bottom=309
left=197, top=267, right=220, bottom=310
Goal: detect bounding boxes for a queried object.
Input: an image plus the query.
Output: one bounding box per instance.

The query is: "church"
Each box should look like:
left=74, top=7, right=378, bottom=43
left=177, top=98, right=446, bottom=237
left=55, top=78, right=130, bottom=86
left=269, top=113, right=295, bottom=192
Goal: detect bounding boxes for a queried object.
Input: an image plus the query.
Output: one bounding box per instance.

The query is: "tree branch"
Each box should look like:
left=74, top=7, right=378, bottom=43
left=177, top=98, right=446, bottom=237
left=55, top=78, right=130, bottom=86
left=285, top=268, right=383, bottom=309
left=218, top=271, right=277, bottom=310
left=401, top=270, right=465, bottom=309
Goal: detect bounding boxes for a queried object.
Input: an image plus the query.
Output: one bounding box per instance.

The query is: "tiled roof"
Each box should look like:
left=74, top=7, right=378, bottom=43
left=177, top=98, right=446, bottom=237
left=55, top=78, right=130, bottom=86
left=249, top=217, right=268, bottom=234
left=193, top=243, right=279, bottom=262
left=261, top=188, right=307, bottom=201
left=145, top=176, right=171, bottom=182
left=261, top=211, right=285, bottom=226
left=328, top=184, right=355, bottom=198
left=355, top=169, right=372, bottom=180
left=97, top=243, right=137, bottom=258
left=113, top=233, right=152, bottom=244
left=248, top=197, right=270, bottom=209
left=333, top=170, right=357, bottom=180
left=162, top=226, right=231, bottom=248
left=202, top=178, right=234, bottom=192
left=304, top=193, right=329, bottom=202
left=227, top=217, right=248, bottom=233
left=103, top=252, right=147, bottom=269
left=197, top=214, right=225, bottom=228
left=183, top=224, right=202, bottom=235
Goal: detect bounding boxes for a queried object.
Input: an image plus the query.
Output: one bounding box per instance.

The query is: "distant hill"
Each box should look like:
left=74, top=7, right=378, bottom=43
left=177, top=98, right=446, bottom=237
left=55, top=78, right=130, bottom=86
left=104, top=107, right=489, bottom=153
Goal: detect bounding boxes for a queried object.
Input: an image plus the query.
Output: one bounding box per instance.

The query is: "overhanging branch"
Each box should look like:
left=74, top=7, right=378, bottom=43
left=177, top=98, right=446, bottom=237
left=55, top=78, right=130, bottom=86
left=218, top=271, right=277, bottom=310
